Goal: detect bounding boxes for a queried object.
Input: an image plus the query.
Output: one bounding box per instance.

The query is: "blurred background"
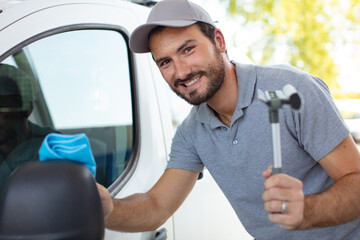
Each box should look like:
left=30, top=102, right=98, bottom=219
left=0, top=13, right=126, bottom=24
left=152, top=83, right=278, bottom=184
left=168, top=0, right=360, bottom=145
left=152, top=1, right=360, bottom=238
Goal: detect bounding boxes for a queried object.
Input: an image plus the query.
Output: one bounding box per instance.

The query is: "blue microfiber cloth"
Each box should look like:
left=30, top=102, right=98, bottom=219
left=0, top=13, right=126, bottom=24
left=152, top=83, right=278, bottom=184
left=39, top=133, right=96, bottom=176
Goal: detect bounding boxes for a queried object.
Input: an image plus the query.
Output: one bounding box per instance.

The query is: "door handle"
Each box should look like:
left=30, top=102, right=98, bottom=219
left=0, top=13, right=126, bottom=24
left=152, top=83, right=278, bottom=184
left=154, top=228, right=167, bottom=240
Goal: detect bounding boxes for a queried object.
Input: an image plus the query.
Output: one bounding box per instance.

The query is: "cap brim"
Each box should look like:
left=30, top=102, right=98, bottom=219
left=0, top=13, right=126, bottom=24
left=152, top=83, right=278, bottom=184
left=129, top=20, right=196, bottom=53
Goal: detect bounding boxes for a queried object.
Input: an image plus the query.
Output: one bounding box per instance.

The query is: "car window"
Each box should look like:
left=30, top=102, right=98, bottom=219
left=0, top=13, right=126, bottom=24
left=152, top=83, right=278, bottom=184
left=0, top=29, right=134, bottom=191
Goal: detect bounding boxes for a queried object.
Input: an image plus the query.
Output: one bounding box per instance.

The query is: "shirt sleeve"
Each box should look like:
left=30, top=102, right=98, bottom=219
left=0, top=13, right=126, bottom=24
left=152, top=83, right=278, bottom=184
left=166, top=120, right=204, bottom=173
left=287, top=73, right=350, bottom=161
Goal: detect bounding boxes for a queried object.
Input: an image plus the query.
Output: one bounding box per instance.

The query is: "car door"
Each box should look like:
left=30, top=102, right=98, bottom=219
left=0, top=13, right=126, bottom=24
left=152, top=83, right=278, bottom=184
left=0, top=0, right=174, bottom=239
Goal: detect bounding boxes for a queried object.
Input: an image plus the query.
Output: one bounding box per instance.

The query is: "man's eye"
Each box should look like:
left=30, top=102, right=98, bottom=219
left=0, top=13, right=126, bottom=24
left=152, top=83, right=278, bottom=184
left=160, top=59, right=170, bottom=67
left=184, top=46, right=194, bottom=53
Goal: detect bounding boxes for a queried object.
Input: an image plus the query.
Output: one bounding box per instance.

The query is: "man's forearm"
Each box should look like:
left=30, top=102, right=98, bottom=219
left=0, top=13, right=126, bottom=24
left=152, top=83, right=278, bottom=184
left=105, top=193, right=169, bottom=232
left=300, top=172, right=360, bottom=229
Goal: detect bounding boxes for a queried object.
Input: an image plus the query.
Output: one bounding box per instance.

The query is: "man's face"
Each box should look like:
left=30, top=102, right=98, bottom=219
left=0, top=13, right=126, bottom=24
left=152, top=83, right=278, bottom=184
left=149, top=24, right=225, bottom=105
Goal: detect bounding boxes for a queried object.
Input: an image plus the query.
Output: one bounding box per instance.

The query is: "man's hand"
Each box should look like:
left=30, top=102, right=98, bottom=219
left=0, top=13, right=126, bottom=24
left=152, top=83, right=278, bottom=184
left=262, top=166, right=305, bottom=230
left=96, top=183, right=114, bottom=222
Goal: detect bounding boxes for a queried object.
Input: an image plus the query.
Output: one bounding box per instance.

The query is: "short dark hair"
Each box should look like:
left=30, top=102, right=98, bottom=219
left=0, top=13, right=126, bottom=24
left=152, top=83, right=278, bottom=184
left=195, top=22, right=216, bottom=45
left=196, top=22, right=228, bottom=58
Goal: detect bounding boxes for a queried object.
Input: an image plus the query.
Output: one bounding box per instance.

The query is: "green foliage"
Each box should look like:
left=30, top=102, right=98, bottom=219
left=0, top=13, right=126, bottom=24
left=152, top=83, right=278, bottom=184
left=333, top=92, right=360, bottom=100
left=224, top=0, right=359, bottom=94
left=346, top=0, right=360, bottom=23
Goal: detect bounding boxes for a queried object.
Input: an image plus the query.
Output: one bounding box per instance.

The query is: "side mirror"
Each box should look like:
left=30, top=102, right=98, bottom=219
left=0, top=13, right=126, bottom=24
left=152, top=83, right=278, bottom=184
left=0, top=161, right=104, bottom=240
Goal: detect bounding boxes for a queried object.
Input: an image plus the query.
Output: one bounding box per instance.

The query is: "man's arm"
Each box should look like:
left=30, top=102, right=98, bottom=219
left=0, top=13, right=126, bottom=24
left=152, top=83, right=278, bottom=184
left=301, top=134, right=360, bottom=228
left=97, top=168, right=199, bottom=232
left=263, top=134, right=360, bottom=229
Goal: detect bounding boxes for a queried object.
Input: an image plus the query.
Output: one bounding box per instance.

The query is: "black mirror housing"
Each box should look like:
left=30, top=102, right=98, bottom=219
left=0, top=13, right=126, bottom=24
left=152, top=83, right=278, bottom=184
left=0, top=161, right=104, bottom=240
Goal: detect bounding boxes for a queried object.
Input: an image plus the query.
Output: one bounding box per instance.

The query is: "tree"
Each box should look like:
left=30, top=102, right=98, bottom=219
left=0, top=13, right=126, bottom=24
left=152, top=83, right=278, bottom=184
left=225, top=0, right=359, bottom=94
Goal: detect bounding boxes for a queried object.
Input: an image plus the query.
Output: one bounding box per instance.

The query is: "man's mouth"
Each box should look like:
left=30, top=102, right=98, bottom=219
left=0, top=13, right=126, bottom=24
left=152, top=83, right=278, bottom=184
left=184, top=76, right=201, bottom=87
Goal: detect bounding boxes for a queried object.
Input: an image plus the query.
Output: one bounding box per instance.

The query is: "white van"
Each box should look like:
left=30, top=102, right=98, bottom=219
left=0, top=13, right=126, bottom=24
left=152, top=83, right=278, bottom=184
left=0, top=0, right=252, bottom=239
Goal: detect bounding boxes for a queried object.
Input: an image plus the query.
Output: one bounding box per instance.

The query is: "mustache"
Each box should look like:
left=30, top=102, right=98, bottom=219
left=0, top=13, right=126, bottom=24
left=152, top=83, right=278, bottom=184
left=174, top=70, right=205, bottom=87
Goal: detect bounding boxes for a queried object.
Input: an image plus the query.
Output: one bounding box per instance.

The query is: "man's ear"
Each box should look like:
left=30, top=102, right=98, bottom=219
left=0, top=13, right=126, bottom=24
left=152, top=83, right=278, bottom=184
left=214, top=28, right=226, bottom=53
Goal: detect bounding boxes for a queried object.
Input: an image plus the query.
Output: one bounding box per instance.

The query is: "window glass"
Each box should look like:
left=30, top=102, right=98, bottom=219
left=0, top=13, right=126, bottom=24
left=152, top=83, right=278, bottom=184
left=0, top=29, right=133, bottom=191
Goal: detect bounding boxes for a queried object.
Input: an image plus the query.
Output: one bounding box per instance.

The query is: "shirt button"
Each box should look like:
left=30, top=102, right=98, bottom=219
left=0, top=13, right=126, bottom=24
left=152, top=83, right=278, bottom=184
left=223, top=127, right=227, bottom=131
left=232, top=139, right=238, bottom=145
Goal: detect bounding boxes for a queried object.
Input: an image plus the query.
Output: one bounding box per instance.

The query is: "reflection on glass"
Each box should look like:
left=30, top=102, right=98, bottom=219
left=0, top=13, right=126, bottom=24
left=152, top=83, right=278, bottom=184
left=0, top=64, right=56, bottom=194
left=1, top=29, right=134, bottom=188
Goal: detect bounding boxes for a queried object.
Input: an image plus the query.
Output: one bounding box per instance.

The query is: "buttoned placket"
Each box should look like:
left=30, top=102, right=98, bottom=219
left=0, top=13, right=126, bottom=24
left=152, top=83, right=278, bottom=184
left=229, top=118, right=240, bottom=148
left=231, top=124, right=237, bottom=146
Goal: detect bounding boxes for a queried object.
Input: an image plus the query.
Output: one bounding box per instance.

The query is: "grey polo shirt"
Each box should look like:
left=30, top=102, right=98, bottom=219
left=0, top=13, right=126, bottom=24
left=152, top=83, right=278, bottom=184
left=167, top=62, right=360, bottom=239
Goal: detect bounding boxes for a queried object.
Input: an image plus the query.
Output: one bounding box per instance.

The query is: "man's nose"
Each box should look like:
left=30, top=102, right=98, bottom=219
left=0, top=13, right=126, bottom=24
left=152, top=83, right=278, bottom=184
left=174, top=58, right=191, bottom=81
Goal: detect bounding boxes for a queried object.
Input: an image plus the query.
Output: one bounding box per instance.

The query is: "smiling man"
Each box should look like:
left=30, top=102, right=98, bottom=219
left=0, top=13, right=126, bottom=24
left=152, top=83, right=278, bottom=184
left=150, top=25, right=227, bottom=106
left=97, top=0, right=360, bottom=238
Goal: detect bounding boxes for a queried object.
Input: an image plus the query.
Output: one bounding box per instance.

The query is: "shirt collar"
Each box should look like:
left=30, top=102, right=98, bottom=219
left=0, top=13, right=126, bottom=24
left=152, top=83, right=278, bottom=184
left=196, top=62, right=257, bottom=128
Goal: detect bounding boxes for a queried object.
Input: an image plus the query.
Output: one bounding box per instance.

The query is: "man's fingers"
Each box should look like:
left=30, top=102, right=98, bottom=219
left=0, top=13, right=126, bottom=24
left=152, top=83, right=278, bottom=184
left=268, top=211, right=303, bottom=230
left=262, top=186, right=304, bottom=202
left=262, top=173, right=305, bottom=230
left=262, top=165, right=273, bottom=178
left=264, top=173, right=303, bottom=190
left=264, top=200, right=285, bottom=213
left=96, top=183, right=114, bottom=220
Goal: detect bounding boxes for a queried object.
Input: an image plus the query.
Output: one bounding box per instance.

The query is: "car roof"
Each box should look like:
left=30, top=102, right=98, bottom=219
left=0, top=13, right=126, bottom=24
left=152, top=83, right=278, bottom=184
left=0, top=0, right=21, bottom=10
left=0, top=0, right=150, bottom=31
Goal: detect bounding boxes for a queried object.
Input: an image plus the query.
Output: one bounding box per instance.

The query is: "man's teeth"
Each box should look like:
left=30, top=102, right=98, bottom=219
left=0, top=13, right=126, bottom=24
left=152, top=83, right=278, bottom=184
left=185, top=76, right=200, bottom=87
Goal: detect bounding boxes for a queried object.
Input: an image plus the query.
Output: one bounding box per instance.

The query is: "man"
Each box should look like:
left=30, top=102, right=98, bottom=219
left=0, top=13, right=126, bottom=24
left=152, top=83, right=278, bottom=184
left=97, top=0, right=360, bottom=238
left=0, top=64, right=55, bottom=194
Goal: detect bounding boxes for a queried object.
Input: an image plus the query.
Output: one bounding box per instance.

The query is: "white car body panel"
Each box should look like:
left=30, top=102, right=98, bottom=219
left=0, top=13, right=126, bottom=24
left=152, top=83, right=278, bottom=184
left=0, top=0, right=253, bottom=239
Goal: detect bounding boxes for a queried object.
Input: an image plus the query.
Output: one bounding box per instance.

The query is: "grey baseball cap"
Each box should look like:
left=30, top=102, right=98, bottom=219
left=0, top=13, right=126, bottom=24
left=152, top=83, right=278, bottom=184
left=130, top=0, right=216, bottom=53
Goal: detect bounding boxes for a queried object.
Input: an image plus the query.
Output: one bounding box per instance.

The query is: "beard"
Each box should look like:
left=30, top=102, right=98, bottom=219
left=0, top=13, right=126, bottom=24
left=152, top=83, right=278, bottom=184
left=170, top=48, right=225, bottom=106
